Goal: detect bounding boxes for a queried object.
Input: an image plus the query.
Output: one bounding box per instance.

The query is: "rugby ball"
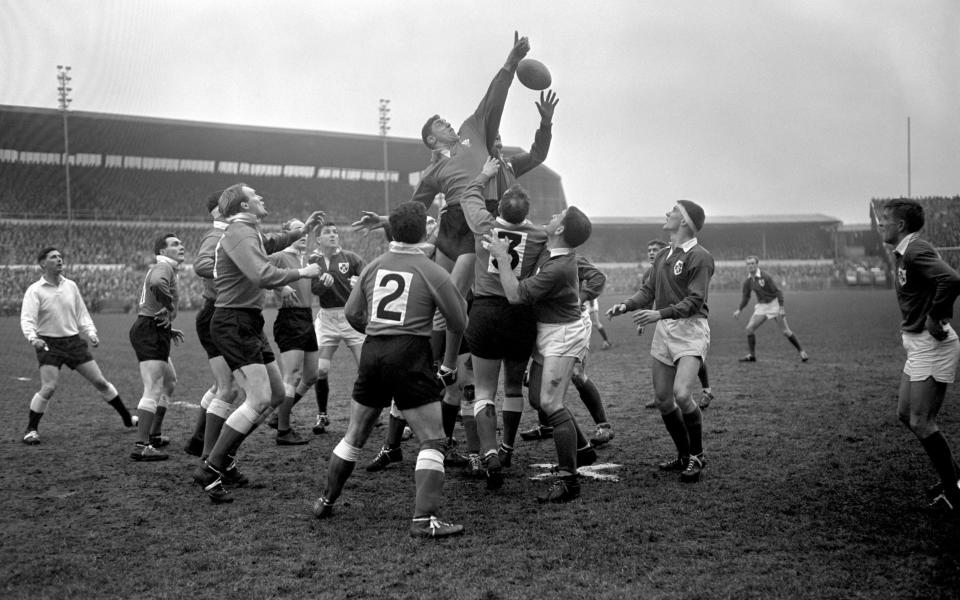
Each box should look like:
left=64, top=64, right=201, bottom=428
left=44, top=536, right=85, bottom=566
left=516, top=59, right=552, bottom=90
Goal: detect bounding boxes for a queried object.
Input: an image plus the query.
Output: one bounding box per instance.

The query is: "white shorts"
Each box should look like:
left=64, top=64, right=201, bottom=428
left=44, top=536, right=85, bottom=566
left=536, top=319, right=589, bottom=360
left=315, top=307, right=365, bottom=348
left=581, top=298, right=599, bottom=315
left=650, top=318, right=710, bottom=366
left=902, top=326, right=960, bottom=383
left=753, top=300, right=781, bottom=320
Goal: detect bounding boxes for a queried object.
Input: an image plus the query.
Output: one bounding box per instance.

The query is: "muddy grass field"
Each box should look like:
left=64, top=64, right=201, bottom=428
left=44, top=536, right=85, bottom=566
left=2, top=289, right=958, bottom=599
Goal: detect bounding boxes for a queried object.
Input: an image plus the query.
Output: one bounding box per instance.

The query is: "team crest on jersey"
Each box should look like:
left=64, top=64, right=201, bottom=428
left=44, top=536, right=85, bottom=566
left=898, top=267, right=906, bottom=286
left=757, top=278, right=765, bottom=287
left=673, top=260, right=684, bottom=276
left=461, top=139, right=471, bottom=148
left=338, top=263, right=349, bottom=274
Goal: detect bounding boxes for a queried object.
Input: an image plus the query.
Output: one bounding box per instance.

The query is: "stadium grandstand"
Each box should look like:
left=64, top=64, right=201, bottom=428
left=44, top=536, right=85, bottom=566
left=5, top=104, right=943, bottom=315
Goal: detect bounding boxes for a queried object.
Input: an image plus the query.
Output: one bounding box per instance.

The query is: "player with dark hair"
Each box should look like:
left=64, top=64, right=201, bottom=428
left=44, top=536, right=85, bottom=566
left=313, top=200, right=469, bottom=538
left=485, top=205, right=593, bottom=503
left=459, top=157, right=549, bottom=487
left=129, top=233, right=186, bottom=461
left=413, top=31, right=530, bottom=391
left=607, top=200, right=714, bottom=483
left=485, top=89, right=558, bottom=216
left=192, top=183, right=324, bottom=503
left=309, top=222, right=366, bottom=435
left=879, top=198, right=960, bottom=512
left=20, top=247, right=134, bottom=445
left=734, top=255, right=809, bottom=363
left=265, top=218, right=321, bottom=445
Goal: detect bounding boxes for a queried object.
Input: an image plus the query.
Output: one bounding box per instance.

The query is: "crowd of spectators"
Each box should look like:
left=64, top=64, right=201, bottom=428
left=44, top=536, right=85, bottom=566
left=0, top=164, right=410, bottom=225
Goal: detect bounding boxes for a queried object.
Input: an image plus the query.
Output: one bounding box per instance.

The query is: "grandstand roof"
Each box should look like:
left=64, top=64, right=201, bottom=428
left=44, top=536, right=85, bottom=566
left=590, top=214, right=842, bottom=226
left=0, top=104, right=557, bottom=178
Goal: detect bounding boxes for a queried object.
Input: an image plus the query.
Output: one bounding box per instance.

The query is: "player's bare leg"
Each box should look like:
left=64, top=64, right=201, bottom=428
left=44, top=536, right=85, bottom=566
left=776, top=315, right=808, bottom=361
left=130, top=360, right=168, bottom=461
left=472, top=355, right=504, bottom=488
left=740, top=314, right=767, bottom=361
left=75, top=360, right=132, bottom=426
left=499, top=358, right=527, bottom=466
left=436, top=251, right=476, bottom=380
left=898, top=374, right=960, bottom=508
left=23, top=365, right=60, bottom=444
left=315, top=400, right=383, bottom=517
left=403, top=401, right=463, bottom=537
left=535, top=355, right=580, bottom=503
left=653, top=356, right=704, bottom=481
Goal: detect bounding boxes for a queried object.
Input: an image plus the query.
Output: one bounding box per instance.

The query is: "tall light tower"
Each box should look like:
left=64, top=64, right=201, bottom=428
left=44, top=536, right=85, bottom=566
left=378, top=98, right=391, bottom=215
left=57, top=65, right=74, bottom=251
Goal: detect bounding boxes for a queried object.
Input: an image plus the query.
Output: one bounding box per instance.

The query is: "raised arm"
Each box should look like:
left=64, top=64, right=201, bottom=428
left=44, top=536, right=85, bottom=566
left=508, top=90, right=557, bottom=178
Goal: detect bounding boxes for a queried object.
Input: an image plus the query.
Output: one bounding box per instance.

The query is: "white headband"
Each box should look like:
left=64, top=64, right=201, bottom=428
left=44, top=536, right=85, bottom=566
left=676, top=203, right=699, bottom=234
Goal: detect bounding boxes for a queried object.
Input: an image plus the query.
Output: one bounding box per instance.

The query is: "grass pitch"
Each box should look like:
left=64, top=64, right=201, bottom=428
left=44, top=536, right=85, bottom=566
left=1, top=289, right=958, bottom=599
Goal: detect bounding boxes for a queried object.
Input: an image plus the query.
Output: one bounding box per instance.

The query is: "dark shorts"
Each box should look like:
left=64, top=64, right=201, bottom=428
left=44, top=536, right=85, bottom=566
left=353, top=335, right=442, bottom=411
left=465, top=296, right=537, bottom=360
left=195, top=297, right=221, bottom=358
left=36, top=335, right=94, bottom=370
left=210, top=307, right=276, bottom=371
left=436, top=203, right=476, bottom=260
left=273, top=307, right=318, bottom=353
left=129, top=315, right=172, bottom=362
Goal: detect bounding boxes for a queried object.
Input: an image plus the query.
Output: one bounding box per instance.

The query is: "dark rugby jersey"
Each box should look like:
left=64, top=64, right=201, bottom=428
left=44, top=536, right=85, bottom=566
left=137, top=257, right=179, bottom=320
left=310, top=248, right=366, bottom=309
left=625, top=241, right=714, bottom=319
left=738, top=269, right=784, bottom=310
left=461, top=173, right=549, bottom=297
left=269, top=249, right=313, bottom=309
left=411, top=67, right=515, bottom=208
left=194, top=221, right=228, bottom=301
left=345, top=243, right=467, bottom=338
left=516, top=251, right=582, bottom=324
left=577, top=256, right=606, bottom=303
left=894, top=235, right=960, bottom=333
left=214, top=216, right=302, bottom=310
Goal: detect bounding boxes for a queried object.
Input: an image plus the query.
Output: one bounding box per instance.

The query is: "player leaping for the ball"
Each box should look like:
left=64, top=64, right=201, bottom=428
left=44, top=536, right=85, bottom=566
left=412, top=31, right=530, bottom=392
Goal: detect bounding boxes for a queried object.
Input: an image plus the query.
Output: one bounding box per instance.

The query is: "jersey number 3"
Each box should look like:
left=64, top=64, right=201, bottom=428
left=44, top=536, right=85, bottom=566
left=487, top=229, right=527, bottom=276
left=371, top=269, right=413, bottom=324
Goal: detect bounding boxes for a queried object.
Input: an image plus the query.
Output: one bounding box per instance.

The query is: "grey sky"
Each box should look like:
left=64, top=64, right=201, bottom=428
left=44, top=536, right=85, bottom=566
left=2, top=0, right=957, bottom=224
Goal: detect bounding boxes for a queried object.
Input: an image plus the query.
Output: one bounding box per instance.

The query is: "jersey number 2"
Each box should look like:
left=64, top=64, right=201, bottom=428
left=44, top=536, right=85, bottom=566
left=371, top=269, right=412, bottom=324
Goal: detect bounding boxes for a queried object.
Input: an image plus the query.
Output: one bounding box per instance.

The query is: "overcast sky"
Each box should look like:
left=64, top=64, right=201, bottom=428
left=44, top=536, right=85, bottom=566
left=2, top=0, right=958, bottom=224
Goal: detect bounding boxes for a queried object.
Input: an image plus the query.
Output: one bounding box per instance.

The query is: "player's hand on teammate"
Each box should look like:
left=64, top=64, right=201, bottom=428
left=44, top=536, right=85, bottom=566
left=927, top=316, right=949, bottom=341
left=171, top=328, right=185, bottom=345
left=633, top=309, right=661, bottom=327
left=506, top=31, right=530, bottom=69
left=481, top=233, right=510, bottom=260
left=299, top=263, right=322, bottom=279
left=302, top=210, right=326, bottom=232
left=535, top=90, right=558, bottom=124
left=605, top=303, right=628, bottom=319
left=481, top=156, right=501, bottom=178
left=277, top=286, right=299, bottom=307
left=351, top=211, right=386, bottom=236
left=154, top=308, right=171, bottom=328
left=318, top=273, right=335, bottom=288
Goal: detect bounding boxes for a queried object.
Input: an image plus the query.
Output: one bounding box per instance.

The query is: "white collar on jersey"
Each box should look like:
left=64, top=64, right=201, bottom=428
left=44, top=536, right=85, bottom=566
left=389, top=241, right=425, bottom=255
left=155, top=255, right=181, bottom=270
left=893, top=232, right=918, bottom=256
left=549, top=247, right=574, bottom=257
left=670, top=237, right=698, bottom=256
left=212, top=220, right=228, bottom=230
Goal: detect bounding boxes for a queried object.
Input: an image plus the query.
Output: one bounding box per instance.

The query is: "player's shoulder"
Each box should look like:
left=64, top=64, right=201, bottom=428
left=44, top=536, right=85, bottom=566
left=904, top=237, right=935, bottom=258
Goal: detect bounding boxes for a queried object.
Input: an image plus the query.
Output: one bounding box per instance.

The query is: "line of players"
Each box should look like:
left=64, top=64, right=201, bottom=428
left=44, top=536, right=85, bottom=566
left=18, top=32, right=960, bottom=537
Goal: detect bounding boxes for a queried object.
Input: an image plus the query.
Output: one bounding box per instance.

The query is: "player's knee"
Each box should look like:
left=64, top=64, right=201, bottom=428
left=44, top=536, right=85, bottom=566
left=316, top=359, right=331, bottom=378
left=472, top=398, right=495, bottom=417
left=571, top=370, right=587, bottom=387
left=333, top=438, right=362, bottom=462
left=782, top=329, right=794, bottom=337
left=92, top=378, right=110, bottom=393
left=39, top=383, right=57, bottom=397
left=207, top=398, right=233, bottom=419
left=137, top=396, right=158, bottom=414
left=910, top=415, right=936, bottom=437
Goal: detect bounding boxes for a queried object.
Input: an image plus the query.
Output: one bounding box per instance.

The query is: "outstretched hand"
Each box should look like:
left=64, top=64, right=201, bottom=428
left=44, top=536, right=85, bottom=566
left=481, top=156, right=501, bottom=178
left=535, top=90, right=558, bottom=123
left=506, top=30, right=530, bottom=68
left=351, top=211, right=387, bottom=236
